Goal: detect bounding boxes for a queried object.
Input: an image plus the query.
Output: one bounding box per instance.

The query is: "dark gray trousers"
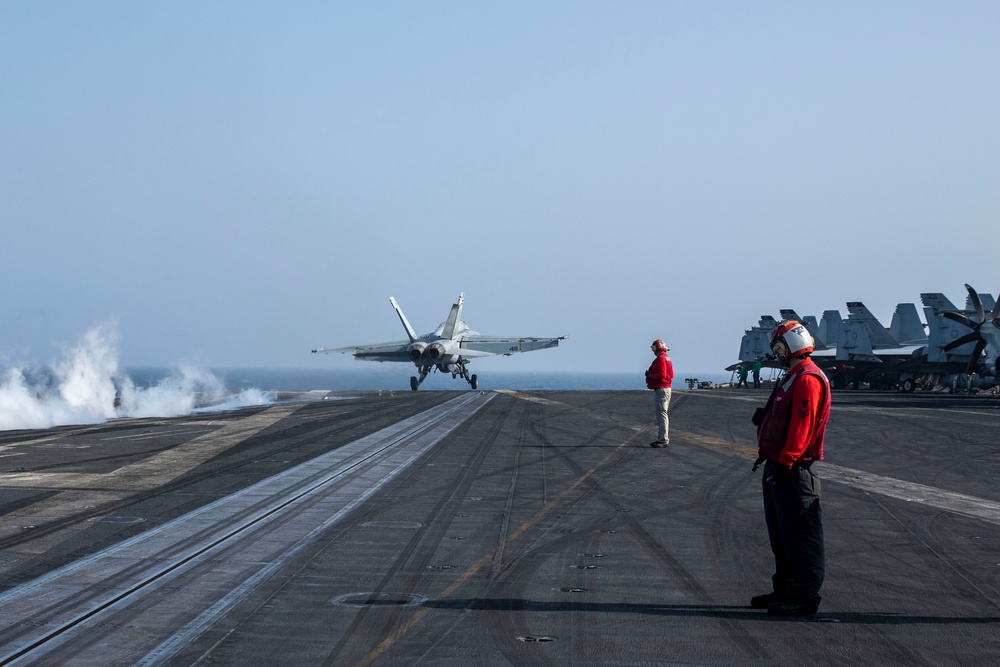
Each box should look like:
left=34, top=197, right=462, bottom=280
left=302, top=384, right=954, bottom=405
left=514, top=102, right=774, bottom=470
left=762, top=460, right=825, bottom=604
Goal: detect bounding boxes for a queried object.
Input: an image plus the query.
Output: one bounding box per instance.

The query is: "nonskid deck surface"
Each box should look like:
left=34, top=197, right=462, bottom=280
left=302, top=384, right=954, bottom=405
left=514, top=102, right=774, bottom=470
left=0, top=388, right=998, bottom=666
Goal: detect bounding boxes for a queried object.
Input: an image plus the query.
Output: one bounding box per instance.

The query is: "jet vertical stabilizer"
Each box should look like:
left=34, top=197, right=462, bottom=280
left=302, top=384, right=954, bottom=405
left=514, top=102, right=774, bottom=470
left=920, top=293, right=958, bottom=312
left=926, top=312, right=974, bottom=362
left=846, top=302, right=900, bottom=348
left=889, top=303, right=928, bottom=346
left=779, top=309, right=802, bottom=322
left=965, top=293, right=997, bottom=315
left=836, top=320, right=878, bottom=362
left=439, top=293, right=465, bottom=339
left=922, top=293, right=973, bottom=363
left=804, top=316, right=825, bottom=348
left=778, top=310, right=826, bottom=349
left=820, top=311, right=843, bottom=351
left=758, top=315, right=778, bottom=331
left=389, top=296, right=417, bottom=342
left=738, top=327, right=772, bottom=363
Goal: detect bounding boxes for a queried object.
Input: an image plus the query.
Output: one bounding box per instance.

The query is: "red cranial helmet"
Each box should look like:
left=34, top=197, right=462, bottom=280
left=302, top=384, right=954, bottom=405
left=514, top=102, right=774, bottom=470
left=770, top=320, right=814, bottom=358
left=651, top=339, right=669, bottom=354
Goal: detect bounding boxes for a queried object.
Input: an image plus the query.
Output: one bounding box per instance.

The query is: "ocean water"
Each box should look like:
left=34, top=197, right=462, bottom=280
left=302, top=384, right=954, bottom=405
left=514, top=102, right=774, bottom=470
left=132, top=367, right=736, bottom=392
left=0, top=362, right=733, bottom=432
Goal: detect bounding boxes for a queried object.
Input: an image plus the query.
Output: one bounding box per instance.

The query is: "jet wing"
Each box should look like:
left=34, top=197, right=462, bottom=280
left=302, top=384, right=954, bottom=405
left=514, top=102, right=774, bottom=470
left=458, top=336, right=566, bottom=357
left=312, top=340, right=411, bottom=362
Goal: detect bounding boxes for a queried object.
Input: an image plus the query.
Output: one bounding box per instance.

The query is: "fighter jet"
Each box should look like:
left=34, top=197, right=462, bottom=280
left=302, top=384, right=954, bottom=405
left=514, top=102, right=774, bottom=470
left=312, top=293, right=566, bottom=390
left=927, top=284, right=1000, bottom=375
left=832, top=302, right=928, bottom=366
left=858, top=286, right=1000, bottom=390
left=733, top=284, right=1000, bottom=392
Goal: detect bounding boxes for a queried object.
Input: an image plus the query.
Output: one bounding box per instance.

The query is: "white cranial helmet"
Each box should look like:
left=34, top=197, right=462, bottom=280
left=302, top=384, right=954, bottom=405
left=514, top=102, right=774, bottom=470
left=770, top=320, right=814, bottom=357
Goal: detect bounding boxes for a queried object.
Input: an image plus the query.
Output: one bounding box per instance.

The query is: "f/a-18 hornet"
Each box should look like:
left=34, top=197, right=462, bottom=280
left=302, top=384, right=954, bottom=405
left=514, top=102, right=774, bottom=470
left=312, top=293, right=566, bottom=390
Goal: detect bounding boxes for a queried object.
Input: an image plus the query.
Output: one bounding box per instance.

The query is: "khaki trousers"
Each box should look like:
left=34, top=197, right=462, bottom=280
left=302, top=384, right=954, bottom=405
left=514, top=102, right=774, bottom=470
left=653, top=387, right=671, bottom=442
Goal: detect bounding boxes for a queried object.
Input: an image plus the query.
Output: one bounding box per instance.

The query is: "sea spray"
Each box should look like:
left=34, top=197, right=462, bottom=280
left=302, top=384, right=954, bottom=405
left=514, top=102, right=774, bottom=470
left=0, top=324, right=274, bottom=431
left=56, top=324, right=120, bottom=420
left=116, top=364, right=223, bottom=418
left=0, top=366, right=100, bottom=429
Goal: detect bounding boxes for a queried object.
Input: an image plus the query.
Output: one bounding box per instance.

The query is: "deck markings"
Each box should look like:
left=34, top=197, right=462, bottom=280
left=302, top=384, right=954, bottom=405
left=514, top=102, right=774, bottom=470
left=676, top=430, right=1000, bottom=527
left=0, top=394, right=492, bottom=666
left=0, top=403, right=309, bottom=543
left=356, top=421, right=648, bottom=667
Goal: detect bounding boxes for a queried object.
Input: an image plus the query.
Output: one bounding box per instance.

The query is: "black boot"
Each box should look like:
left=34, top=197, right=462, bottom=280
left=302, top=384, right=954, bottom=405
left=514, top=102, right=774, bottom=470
left=767, top=599, right=819, bottom=615
left=750, top=591, right=784, bottom=609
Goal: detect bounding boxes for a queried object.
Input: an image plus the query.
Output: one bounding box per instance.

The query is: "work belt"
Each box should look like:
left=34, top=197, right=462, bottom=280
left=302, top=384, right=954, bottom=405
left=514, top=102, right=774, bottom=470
left=752, top=456, right=814, bottom=472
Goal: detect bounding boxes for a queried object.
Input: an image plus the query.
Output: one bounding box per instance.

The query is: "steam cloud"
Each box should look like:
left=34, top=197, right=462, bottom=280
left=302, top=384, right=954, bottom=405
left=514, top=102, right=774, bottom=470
left=0, top=324, right=274, bottom=431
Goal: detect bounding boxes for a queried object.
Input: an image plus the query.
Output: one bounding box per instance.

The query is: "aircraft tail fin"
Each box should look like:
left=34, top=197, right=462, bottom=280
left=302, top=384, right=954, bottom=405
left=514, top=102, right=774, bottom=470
left=800, top=315, right=825, bottom=349
left=738, top=328, right=771, bottom=363
left=779, top=309, right=802, bottom=322
left=820, top=311, right=842, bottom=350
left=836, top=320, right=878, bottom=362
left=389, top=296, right=417, bottom=342
left=778, top=310, right=826, bottom=348
left=846, top=302, right=899, bottom=348
left=889, top=303, right=928, bottom=345
left=440, top=293, right=465, bottom=340
left=758, top=315, right=778, bottom=330
left=920, top=293, right=958, bottom=312
left=968, top=292, right=997, bottom=315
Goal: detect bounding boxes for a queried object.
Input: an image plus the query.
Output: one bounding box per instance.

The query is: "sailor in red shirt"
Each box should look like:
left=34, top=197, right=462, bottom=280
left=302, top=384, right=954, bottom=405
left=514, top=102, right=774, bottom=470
left=645, top=339, right=674, bottom=448
left=751, top=320, right=831, bottom=616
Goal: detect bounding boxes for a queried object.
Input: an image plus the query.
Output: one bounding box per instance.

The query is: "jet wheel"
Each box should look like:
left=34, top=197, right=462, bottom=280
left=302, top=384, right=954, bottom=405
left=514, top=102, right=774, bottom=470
left=901, top=378, right=916, bottom=393
left=410, top=376, right=419, bottom=391
left=470, top=374, right=478, bottom=390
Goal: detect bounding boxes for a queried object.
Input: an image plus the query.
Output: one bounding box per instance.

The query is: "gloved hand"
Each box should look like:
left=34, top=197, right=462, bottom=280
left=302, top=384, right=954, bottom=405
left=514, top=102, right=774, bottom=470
left=751, top=407, right=764, bottom=426
left=770, top=464, right=794, bottom=485
left=645, top=369, right=651, bottom=380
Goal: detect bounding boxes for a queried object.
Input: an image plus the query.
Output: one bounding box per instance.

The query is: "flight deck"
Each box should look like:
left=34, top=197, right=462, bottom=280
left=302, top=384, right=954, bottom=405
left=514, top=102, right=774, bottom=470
left=0, top=388, right=998, bottom=666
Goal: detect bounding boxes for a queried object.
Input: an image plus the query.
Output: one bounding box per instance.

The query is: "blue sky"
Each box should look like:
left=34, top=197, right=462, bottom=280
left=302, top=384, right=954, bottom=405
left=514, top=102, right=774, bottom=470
left=2, top=2, right=997, bottom=376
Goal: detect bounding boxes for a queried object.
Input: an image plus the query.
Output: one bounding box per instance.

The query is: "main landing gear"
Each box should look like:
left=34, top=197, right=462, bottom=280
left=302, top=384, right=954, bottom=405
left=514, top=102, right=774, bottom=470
left=409, top=362, right=479, bottom=390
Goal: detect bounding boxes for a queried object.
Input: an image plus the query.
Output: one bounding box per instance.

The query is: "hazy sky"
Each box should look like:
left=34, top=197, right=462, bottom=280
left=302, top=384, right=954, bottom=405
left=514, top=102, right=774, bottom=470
left=2, top=2, right=997, bottom=377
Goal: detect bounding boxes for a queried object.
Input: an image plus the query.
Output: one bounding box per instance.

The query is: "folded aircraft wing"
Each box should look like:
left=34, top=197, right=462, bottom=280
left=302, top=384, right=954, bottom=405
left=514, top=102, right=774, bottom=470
left=459, top=335, right=566, bottom=357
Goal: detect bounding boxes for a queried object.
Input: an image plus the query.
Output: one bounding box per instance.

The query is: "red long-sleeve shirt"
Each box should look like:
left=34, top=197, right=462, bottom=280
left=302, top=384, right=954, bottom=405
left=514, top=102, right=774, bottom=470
left=757, top=359, right=830, bottom=467
left=646, top=353, right=674, bottom=389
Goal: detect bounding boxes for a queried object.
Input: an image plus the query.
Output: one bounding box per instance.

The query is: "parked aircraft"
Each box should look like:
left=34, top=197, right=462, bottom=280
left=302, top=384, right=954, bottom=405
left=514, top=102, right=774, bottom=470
left=732, top=284, right=1000, bottom=392
left=732, top=311, right=840, bottom=371
left=832, top=302, right=927, bottom=366
left=312, top=293, right=566, bottom=390
left=930, top=284, right=1000, bottom=374
left=734, top=315, right=778, bottom=367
